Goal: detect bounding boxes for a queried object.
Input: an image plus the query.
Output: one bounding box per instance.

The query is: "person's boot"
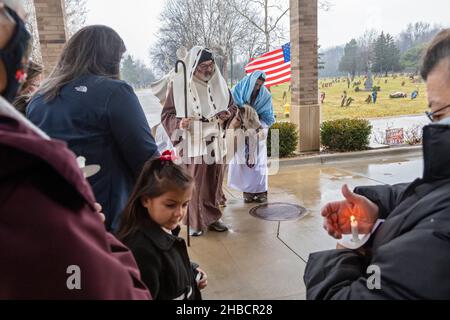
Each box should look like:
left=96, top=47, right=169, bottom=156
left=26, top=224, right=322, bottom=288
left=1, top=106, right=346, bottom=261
left=254, top=192, right=268, bottom=204
left=208, top=219, right=229, bottom=232
left=189, top=229, right=204, bottom=237
left=244, top=192, right=255, bottom=204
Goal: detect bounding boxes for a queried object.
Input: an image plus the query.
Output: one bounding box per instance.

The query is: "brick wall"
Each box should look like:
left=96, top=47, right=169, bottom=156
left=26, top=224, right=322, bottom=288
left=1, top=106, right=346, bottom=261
left=34, top=0, right=67, bottom=75
left=290, top=0, right=320, bottom=152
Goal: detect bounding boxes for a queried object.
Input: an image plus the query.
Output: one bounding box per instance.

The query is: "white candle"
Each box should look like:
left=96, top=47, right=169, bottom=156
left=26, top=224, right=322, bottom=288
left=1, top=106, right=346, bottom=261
left=351, top=216, right=360, bottom=243
left=76, top=156, right=86, bottom=169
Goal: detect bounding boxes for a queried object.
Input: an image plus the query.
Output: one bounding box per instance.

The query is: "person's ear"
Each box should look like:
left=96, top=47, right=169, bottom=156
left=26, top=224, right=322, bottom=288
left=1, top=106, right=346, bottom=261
left=141, top=196, right=152, bottom=209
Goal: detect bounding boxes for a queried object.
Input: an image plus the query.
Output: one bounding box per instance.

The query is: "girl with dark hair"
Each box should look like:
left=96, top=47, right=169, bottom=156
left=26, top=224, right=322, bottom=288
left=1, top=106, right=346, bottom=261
left=27, top=25, right=159, bottom=231
left=118, top=151, right=207, bottom=300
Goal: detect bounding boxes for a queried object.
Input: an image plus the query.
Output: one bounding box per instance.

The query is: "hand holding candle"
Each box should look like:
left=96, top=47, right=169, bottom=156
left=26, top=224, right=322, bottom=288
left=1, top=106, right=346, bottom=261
left=321, top=185, right=380, bottom=240
left=351, top=215, right=360, bottom=243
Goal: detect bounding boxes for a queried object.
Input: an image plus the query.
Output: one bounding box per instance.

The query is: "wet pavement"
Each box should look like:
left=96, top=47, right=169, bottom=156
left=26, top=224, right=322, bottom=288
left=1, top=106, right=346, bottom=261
left=184, top=154, right=424, bottom=300
left=136, top=89, right=426, bottom=299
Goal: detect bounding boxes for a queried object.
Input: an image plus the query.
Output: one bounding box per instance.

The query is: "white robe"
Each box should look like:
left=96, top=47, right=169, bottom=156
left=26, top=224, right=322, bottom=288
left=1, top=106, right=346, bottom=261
left=228, top=122, right=269, bottom=194
left=171, top=46, right=230, bottom=159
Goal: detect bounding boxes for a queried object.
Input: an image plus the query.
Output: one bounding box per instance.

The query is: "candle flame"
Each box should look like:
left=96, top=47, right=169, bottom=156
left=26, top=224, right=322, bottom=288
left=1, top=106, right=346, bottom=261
left=351, top=216, right=356, bottom=223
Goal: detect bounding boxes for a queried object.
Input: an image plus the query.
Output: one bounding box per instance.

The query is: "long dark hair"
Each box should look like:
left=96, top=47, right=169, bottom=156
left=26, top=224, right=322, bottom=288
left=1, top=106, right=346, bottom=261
left=39, top=25, right=126, bottom=100
left=117, top=157, right=194, bottom=243
left=22, top=61, right=43, bottom=90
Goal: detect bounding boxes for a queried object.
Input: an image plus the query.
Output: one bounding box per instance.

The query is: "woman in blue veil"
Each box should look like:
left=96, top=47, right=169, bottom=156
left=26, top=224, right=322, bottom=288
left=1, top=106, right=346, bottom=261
left=228, top=71, right=275, bottom=203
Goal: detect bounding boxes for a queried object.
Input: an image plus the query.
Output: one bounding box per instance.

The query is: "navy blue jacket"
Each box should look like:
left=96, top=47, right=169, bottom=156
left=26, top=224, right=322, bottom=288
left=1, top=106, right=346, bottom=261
left=27, top=75, right=159, bottom=231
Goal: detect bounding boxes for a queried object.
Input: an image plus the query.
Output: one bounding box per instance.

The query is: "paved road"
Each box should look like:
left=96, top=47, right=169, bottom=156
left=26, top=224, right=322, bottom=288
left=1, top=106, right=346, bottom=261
left=190, top=153, right=423, bottom=300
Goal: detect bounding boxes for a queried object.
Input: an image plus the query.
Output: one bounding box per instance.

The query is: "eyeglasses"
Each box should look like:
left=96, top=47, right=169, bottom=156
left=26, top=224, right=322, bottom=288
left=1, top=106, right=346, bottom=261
left=426, top=105, right=450, bottom=122
left=196, top=62, right=215, bottom=72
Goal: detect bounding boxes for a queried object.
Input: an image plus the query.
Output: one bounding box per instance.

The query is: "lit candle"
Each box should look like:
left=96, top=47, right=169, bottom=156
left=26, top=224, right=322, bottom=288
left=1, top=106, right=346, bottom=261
left=76, top=156, right=86, bottom=169
left=351, top=216, right=360, bottom=243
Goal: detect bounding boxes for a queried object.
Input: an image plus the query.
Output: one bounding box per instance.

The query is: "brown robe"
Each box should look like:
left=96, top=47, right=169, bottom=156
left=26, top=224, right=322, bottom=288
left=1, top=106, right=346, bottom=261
left=161, top=87, right=236, bottom=231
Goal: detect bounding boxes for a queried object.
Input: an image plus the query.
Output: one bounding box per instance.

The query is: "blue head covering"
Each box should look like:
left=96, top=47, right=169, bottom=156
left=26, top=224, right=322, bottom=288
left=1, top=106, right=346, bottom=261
left=232, top=71, right=275, bottom=127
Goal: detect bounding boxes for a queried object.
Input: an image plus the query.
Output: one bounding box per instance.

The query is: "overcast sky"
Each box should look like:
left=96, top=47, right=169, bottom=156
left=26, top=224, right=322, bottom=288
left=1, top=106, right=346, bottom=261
left=86, top=0, right=450, bottom=65
left=319, top=0, right=450, bottom=49
left=86, top=0, right=165, bottom=65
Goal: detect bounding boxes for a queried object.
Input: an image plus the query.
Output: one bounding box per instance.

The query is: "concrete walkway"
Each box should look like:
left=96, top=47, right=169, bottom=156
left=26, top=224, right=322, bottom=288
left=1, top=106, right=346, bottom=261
left=185, top=153, right=424, bottom=300
left=136, top=88, right=426, bottom=299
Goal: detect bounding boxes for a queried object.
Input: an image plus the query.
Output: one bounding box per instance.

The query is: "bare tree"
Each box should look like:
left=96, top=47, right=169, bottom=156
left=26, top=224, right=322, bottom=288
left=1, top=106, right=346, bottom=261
left=397, top=22, right=442, bottom=53
left=64, top=0, right=88, bottom=37
left=150, top=0, right=207, bottom=75
left=318, top=0, right=333, bottom=11
left=23, top=0, right=42, bottom=63
left=226, top=0, right=332, bottom=53
left=357, top=29, right=378, bottom=74
left=243, top=32, right=266, bottom=60
left=226, top=0, right=289, bottom=52
left=152, top=0, right=333, bottom=78
left=150, top=0, right=257, bottom=78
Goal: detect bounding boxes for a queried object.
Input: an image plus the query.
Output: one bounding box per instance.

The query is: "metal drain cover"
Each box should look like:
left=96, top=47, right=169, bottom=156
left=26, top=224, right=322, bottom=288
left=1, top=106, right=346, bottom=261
left=249, top=203, right=308, bottom=221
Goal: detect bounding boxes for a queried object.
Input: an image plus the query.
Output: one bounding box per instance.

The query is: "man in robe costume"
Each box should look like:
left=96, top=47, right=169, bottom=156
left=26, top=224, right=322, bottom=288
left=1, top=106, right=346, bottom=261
left=161, top=47, right=236, bottom=236
left=228, top=71, right=275, bottom=203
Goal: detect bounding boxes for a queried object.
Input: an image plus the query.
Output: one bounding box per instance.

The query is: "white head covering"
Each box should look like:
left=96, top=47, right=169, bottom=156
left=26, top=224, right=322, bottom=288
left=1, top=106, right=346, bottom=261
left=151, top=47, right=231, bottom=160
left=150, top=72, right=173, bottom=106
left=172, top=46, right=230, bottom=119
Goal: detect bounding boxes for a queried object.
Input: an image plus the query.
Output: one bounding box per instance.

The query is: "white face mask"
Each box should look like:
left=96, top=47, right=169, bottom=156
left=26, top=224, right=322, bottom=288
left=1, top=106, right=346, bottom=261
left=438, top=117, right=450, bottom=126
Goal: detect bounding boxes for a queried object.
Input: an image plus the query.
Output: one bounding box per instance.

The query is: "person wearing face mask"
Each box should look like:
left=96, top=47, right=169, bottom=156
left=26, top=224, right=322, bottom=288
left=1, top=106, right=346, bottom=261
left=304, top=29, right=450, bottom=300
left=0, top=0, right=151, bottom=299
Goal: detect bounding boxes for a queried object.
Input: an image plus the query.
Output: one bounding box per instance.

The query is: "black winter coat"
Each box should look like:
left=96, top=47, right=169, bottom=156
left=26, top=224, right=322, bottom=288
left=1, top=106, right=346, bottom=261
left=304, top=124, right=450, bottom=300
left=125, top=219, right=202, bottom=300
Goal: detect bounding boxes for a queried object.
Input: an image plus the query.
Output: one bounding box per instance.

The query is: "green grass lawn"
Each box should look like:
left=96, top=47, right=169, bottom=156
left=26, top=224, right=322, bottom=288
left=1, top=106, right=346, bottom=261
left=271, top=75, right=428, bottom=122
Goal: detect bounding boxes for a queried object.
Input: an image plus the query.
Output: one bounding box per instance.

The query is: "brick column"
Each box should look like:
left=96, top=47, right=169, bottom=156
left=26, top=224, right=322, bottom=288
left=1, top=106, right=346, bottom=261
left=34, top=0, right=67, bottom=75
left=290, top=0, right=320, bottom=152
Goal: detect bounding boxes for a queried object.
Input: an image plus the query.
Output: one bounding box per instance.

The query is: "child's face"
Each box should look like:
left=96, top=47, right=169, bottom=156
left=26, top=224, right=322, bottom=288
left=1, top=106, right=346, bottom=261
left=141, top=186, right=193, bottom=231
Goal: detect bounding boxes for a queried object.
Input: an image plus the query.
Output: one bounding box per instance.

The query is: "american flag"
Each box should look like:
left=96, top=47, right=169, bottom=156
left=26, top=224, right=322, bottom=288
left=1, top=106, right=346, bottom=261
left=244, top=43, right=291, bottom=87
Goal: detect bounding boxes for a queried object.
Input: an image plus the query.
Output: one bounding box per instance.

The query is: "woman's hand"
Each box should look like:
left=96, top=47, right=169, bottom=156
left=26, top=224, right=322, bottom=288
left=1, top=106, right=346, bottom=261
left=94, top=203, right=106, bottom=223
left=217, top=111, right=232, bottom=121
left=229, top=114, right=242, bottom=129
left=322, top=185, right=379, bottom=240
left=196, top=268, right=208, bottom=290
left=179, top=118, right=192, bottom=130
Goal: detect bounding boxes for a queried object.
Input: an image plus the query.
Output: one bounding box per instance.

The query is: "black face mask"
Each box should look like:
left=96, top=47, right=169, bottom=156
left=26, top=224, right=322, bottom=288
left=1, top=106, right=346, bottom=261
left=0, top=6, right=31, bottom=102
